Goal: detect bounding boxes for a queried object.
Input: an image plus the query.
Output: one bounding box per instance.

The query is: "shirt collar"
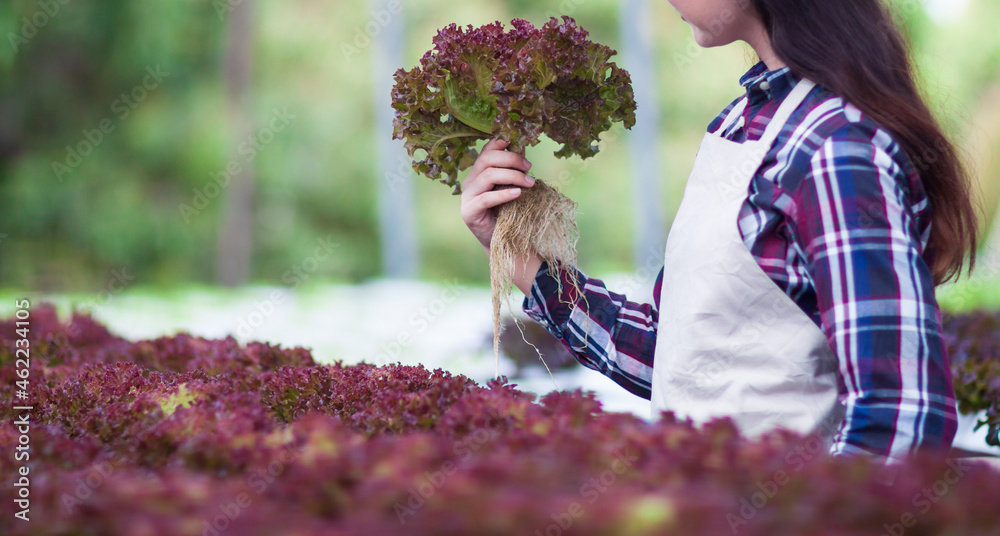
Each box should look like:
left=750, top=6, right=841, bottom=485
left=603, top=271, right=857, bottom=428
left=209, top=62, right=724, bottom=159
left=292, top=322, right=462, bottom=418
left=739, top=61, right=799, bottom=102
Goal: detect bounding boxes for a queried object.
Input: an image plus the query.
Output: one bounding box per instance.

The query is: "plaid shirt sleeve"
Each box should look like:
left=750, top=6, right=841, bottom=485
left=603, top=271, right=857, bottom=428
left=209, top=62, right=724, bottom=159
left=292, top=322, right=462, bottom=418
left=521, top=261, right=660, bottom=400
left=793, top=120, right=957, bottom=461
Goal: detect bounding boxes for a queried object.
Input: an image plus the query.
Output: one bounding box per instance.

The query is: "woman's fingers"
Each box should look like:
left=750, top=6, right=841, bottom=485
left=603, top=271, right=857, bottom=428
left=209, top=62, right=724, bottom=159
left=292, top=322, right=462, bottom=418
left=470, top=187, right=522, bottom=214
left=462, top=139, right=532, bottom=194
left=459, top=139, right=534, bottom=248
left=464, top=166, right=535, bottom=199
left=476, top=145, right=532, bottom=173
left=483, top=166, right=534, bottom=188
left=481, top=137, right=508, bottom=153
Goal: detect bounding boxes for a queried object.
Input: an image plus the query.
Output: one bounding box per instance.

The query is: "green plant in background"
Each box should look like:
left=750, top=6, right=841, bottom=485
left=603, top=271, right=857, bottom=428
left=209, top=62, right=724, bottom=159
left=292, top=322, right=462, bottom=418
left=0, top=0, right=998, bottom=291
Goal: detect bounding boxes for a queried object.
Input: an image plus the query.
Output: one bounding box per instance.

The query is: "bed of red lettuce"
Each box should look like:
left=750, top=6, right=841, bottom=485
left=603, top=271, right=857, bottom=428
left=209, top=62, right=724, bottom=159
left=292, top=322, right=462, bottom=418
left=0, top=304, right=998, bottom=536
left=391, top=17, right=636, bottom=191
left=942, top=310, right=1000, bottom=445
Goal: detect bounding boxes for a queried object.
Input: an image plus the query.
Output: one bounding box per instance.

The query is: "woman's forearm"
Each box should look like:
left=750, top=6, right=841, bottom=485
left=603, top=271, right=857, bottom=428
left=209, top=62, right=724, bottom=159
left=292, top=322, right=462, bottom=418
left=483, top=244, right=542, bottom=297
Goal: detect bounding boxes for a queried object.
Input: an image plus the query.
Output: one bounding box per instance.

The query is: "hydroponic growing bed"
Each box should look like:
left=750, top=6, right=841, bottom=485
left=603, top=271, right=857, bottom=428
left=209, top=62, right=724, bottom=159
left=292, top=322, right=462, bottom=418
left=1, top=304, right=998, bottom=535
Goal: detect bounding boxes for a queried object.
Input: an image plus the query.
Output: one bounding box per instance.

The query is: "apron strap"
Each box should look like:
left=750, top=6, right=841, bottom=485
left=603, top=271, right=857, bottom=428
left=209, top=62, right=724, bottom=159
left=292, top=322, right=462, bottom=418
left=711, top=96, right=748, bottom=136
left=756, top=78, right=817, bottom=148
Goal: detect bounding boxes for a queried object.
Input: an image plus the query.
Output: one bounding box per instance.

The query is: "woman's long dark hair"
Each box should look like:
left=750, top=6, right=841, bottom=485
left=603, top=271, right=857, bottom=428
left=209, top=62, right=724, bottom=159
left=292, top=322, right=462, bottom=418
left=749, top=0, right=980, bottom=285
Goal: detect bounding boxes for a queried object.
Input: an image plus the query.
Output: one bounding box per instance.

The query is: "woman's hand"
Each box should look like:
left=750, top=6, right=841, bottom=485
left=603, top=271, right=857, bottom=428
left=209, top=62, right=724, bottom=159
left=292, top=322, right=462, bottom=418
left=460, top=138, right=535, bottom=252
left=461, top=138, right=544, bottom=295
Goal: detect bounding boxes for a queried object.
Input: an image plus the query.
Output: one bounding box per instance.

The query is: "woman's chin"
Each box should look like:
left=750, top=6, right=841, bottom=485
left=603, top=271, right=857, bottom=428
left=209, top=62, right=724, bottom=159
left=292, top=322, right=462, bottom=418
left=691, top=29, right=732, bottom=49
left=690, top=30, right=715, bottom=48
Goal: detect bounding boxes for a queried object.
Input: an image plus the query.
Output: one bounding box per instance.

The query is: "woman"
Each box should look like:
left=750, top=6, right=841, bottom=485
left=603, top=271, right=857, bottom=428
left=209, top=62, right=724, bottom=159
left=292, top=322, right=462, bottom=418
left=460, top=0, right=980, bottom=462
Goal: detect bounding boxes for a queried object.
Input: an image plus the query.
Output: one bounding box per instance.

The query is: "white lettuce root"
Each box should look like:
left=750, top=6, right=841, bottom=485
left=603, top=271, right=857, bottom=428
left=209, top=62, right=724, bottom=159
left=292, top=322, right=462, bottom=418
left=489, top=179, right=583, bottom=379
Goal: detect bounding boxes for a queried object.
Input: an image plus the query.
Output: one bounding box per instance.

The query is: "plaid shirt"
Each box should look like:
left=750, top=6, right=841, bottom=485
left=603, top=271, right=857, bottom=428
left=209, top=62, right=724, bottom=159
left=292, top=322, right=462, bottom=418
left=522, top=62, right=958, bottom=461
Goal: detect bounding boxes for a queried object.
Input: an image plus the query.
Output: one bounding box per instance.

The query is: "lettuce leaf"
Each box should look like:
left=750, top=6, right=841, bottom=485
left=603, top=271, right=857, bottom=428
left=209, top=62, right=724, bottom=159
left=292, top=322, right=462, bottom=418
left=391, top=17, right=637, bottom=193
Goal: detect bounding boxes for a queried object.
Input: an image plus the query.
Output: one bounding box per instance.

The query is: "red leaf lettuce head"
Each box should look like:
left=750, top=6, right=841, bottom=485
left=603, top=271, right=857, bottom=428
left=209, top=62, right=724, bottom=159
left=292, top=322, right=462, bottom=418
left=391, top=16, right=637, bottom=193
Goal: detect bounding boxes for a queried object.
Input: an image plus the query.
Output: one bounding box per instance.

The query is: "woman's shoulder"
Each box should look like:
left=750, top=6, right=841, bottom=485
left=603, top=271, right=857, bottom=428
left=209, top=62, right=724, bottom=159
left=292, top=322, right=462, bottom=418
left=784, top=85, right=915, bottom=175
left=775, top=84, right=930, bottom=228
left=709, top=84, right=911, bottom=170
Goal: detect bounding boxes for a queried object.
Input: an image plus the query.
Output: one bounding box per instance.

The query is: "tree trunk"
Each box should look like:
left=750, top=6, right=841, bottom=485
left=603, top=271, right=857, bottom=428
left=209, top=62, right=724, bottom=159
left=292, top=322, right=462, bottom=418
left=216, top=0, right=255, bottom=287
left=620, top=0, right=665, bottom=270
left=372, top=0, right=417, bottom=278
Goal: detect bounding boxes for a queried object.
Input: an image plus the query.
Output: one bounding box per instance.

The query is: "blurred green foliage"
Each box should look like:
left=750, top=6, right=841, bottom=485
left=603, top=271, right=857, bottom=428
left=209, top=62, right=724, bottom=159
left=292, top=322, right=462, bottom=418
left=1, top=0, right=998, bottom=291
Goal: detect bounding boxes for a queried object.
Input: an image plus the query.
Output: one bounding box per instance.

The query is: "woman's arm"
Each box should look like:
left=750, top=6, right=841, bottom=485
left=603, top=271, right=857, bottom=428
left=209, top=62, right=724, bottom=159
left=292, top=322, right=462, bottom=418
left=521, top=261, right=661, bottom=400
left=793, top=121, right=958, bottom=462
left=461, top=139, right=659, bottom=399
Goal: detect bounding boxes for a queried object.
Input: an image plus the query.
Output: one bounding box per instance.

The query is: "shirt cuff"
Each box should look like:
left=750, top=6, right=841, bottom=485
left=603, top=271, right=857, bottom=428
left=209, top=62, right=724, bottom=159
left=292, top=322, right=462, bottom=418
left=521, top=260, right=587, bottom=338
left=831, top=439, right=905, bottom=467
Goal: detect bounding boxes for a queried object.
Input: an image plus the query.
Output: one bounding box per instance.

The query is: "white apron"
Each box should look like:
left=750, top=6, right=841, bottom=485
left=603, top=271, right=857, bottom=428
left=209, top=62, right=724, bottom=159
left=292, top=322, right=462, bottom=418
left=651, top=79, right=845, bottom=444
